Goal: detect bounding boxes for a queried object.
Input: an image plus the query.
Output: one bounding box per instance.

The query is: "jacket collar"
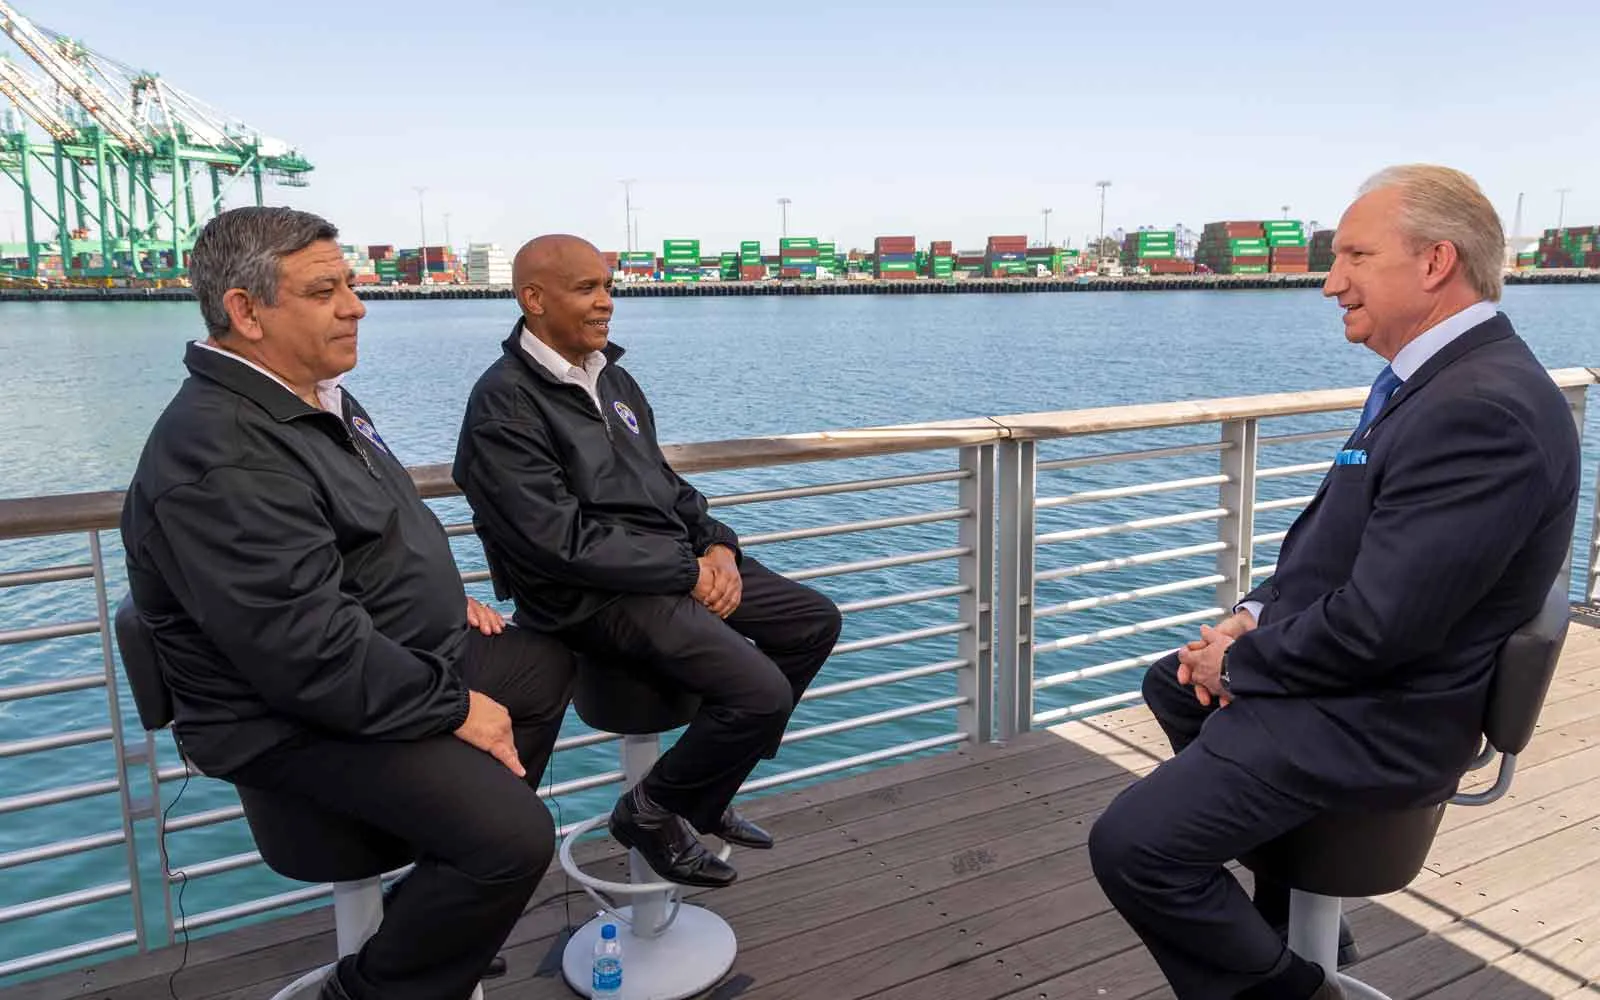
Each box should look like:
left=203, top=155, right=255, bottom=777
left=500, top=317, right=625, bottom=385
left=183, top=341, right=329, bottom=423
left=1363, top=311, right=1513, bottom=437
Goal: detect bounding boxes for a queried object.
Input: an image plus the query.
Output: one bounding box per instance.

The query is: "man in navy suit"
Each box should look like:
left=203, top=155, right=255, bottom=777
left=1089, top=165, right=1581, bottom=1000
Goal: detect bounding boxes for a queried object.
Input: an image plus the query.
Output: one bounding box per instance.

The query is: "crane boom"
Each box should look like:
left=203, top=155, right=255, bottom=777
left=0, top=55, right=75, bottom=141
left=0, top=0, right=149, bottom=151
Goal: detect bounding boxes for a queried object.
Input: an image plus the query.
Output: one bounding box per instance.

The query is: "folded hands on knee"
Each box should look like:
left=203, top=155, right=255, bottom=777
left=1176, top=609, right=1256, bottom=708
left=692, top=544, right=743, bottom=619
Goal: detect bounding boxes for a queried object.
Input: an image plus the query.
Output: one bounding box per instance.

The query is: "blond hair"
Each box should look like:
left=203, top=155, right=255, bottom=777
left=1358, top=164, right=1504, bottom=302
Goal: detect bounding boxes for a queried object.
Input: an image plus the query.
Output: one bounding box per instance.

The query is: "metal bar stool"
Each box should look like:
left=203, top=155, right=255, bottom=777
left=557, top=655, right=738, bottom=999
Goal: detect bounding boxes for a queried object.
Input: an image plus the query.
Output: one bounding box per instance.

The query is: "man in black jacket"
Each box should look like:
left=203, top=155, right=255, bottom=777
left=121, top=207, right=575, bottom=1000
left=453, top=235, right=842, bottom=888
left=1088, top=165, right=1581, bottom=1000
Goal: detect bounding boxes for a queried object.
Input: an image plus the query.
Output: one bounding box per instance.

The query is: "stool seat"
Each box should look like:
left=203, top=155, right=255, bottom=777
left=573, top=654, right=700, bottom=735
left=236, top=786, right=414, bottom=885
left=1240, top=803, right=1445, bottom=899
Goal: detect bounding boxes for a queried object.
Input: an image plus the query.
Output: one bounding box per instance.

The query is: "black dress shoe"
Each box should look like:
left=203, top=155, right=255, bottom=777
left=714, top=806, right=773, bottom=850
left=609, top=787, right=738, bottom=888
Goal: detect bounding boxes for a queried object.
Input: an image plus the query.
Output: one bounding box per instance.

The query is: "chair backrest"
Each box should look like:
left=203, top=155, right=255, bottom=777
left=113, top=594, right=175, bottom=732
left=1484, top=570, right=1571, bottom=756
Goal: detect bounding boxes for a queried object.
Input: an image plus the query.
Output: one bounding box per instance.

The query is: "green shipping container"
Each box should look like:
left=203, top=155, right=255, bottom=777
left=779, top=237, right=819, bottom=249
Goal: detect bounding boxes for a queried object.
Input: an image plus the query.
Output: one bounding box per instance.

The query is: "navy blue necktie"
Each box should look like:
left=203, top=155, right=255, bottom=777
left=1354, top=365, right=1403, bottom=438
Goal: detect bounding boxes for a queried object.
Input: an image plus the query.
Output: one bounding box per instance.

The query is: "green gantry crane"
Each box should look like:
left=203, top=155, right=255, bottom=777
left=0, top=0, right=311, bottom=284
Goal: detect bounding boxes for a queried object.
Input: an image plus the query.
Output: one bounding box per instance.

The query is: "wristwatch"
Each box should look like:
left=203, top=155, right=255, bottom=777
left=1218, top=647, right=1233, bottom=694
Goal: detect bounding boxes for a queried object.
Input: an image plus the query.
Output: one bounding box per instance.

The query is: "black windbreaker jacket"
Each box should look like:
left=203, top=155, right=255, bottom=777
left=452, top=322, right=740, bottom=632
left=120, top=344, right=471, bottom=776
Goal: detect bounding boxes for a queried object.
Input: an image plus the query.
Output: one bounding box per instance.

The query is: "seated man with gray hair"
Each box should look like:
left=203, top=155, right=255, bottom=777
left=1090, top=165, right=1581, bottom=1000
left=120, top=206, right=575, bottom=1000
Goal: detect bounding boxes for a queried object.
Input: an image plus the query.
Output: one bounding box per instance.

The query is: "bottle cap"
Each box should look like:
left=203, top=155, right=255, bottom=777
left=601, top=924, right=617, bottom=940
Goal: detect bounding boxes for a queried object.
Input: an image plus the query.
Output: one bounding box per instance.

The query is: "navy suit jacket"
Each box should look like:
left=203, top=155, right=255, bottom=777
left=1200, top=312, right=1580, bottom=808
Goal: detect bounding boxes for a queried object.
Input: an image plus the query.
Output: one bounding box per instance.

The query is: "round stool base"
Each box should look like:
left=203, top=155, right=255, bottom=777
left=561, top=904, right=736, bottom=1000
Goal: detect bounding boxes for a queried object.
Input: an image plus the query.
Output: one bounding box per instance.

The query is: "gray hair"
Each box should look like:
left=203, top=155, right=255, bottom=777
left=189, top=207, right=340, bottom=337
left=1357, top=164, right=1504, bottom=302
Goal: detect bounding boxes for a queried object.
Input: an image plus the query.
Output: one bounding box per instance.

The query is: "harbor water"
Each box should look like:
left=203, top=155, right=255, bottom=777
left=1, top=285, right=1597, bottom=975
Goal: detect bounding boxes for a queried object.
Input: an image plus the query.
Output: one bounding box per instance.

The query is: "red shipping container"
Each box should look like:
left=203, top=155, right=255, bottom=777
left=986, top=235, right=1027, bottom=251
left=929, top=241, right=953, bottom=255
left=780, top=268, right=803, bottom=278
left=780, top=247, right=820, bottom=258
left=740, top=266, right=765, bottom=281
left=874, top=236, right=917, bottom=254
left=1271, top=263, right=1311, bottom=273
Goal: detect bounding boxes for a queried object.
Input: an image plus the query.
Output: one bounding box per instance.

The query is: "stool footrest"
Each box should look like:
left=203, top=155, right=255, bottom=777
left=558, top=813, right=732, bottom=896
left=562, top=906, right=736, bottom=1000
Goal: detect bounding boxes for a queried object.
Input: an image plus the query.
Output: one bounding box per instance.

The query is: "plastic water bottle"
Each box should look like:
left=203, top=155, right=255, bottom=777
left=591, top=923, right=622, bottom=998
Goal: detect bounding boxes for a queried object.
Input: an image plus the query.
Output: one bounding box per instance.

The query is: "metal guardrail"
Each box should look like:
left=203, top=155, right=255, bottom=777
left=0, top=367, right=1594, bottom=984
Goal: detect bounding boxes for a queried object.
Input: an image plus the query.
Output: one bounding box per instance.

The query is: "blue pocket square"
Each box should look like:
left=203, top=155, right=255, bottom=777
left=1335, top=449, right=1368, bottom=466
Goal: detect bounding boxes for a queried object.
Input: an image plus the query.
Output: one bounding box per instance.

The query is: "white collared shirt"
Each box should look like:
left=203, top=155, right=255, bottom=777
left=519, top=327, right=607, bottom=413
left=193, top=340, right=346, bottom=414
left=1389, top=300, right=1497, bottom=381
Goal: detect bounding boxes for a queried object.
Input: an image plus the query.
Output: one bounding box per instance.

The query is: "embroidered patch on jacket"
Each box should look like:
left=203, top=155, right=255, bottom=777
left=612, top=400, right=641, bottom=435
left=351, top=415, right=390, bottom=454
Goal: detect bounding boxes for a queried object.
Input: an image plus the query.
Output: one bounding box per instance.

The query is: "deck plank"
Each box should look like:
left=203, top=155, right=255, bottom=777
left=7, top=624, right=1599, bottom=1000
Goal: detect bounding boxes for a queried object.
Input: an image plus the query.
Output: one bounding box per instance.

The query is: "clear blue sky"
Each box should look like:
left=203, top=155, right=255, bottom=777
left=2, top=0, right=1596, bottom=254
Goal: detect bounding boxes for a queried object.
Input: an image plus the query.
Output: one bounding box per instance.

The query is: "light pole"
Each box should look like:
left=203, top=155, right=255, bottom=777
left=413, top=186, right=428, bottom=285
left=777, top=197, right=791, bottom=239
left=444, top=212, right=452, bottom=253
left=1556, top=188, right=1573, bottom=230
left=1281, top=204, right=1290, bottom=220
left=630, top=208, right=641, bottom=257
left=621, top=179, right=636, bottom=252
left=1095, top=181, right=1111, bottom=261
left=1042, top=207, right=1053, bottom=247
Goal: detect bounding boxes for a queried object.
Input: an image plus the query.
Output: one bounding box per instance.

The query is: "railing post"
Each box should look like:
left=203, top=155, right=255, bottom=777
left=995, top=439, right=1036, bottom=741
left=1215, top=418, right=1259, bottom=611
left=1566, top=384, right=1597, bottom=605
left=956, top=444, right=994, bottom=744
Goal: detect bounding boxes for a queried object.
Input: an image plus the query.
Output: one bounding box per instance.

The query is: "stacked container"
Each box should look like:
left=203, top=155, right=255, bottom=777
left=1263, top=221, right=1309, bottom=273
left=1120, top=230, right=1179, bottom=271
left=1309, top=230, right=1335, bottom=272
left=1196, top=222, right=1270, bottom=274
left=986, top=235, right=1029, bottom=277
left=617, top=251, right=655, bottom=279
left=398, top=246, right=463, bottom=284
left=467, top=244, right=513, bottom=285
left=1026, top=246, right=1057, bottom=274
left=1533, top=227, right=1599, bottom=268
left=341, top=244, right=379, bottom=286
left=660, top=239, right=700, bottom=282
left=928, top=240, right=954, bottom=278
left=779, top=237, right=819, bottom=279
left=874, top=236, right=917, bottom=278
left=719, top=252, right=739, bottom=281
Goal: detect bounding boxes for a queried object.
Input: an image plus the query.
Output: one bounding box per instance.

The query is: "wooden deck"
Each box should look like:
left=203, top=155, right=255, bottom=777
left=11, top=620, right=1600, bottom=1000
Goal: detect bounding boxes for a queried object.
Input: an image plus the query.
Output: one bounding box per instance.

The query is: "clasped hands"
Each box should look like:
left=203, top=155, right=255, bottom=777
left=693, top=543, right=743, bottom=619
left=1175, top=609, right=1256, bottom=708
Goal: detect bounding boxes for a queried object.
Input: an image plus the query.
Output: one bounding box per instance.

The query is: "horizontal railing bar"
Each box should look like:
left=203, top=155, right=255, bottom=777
left=553, top=730, right=622, bottom=753
left=1033, top=689, right=1146, bottom=726
left=837, top=584, right=969, bottom=616
left=1037, top=541, right=1227, bottom=582
left=1252, top=563, right=1279, bottom=579
left=1036, top=607, right=1225, bottom=655
left=1037, top=440, right=1228, bottom=472
left=1256, top=494, right=1317, bottom=513
left=443, top=522, right=476, bottom=538
left=1256, top=461, right=1331, bottom=480
left=171, top=850, right=263, bottom=882
left=8, top=369, right=1593, bottom=539
left=178, top=883, right=333, bottom=933
left=157, top=764, right=202, bottom=783
left=460, top=570, right=491, bottom=585
left=741, top=507, right=968, bottom=547
left=0, top=881, right=130, bottom=925
left=1251, top=530, right=1290, bottom=546
left=781, top=696, right=969, bottom=746
left=542, top=770, right=625, bottom=800
left=802, top=658, right=968, bottom=702
left=785, top=546, right=968, bottom=582
left=0, top=778, right=121, bottom=815
left=1036, top=474, right=1229, bottom=510
left=0, top=673, right=105, bottom=703
left=0, top=564, right=95, bottom=589
left=164, top=806, right=245, bottom=834
left=1258, top=427, right=1350, bottom=448
left=1035, top=648, right=1177, bottom=693
left=739, top=732, right=969, bottom=794
left=0, top=830, right=126, bottom=872
left=831, top=622, right=968, bottom=656
left=0, top=932, right=141, bottom=980
left=0, top=619, right=100, bottom=646
left=1034, top=574, right=1226, bottom=621
left=1037, top=508, right=1229, bottom=546
left=709, top=469, right=967, bottom=508
left=0, top=726, right=115, bottom=760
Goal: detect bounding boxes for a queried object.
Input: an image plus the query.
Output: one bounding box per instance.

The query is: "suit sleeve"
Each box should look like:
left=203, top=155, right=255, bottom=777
left=643, top=399, right=742, bottom=560
left=1225, top=395, right=1551, bottom=697
left=456, top=415, right=702, bottom=593
left=143, top=466, right=470, bottom=739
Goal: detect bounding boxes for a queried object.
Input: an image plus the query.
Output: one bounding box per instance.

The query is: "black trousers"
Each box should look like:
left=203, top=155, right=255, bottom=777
left=1087, top=653, right=1329, bottom=1000
left=559, top=556, right=842, bottom=832
left=228, top=626, right=577, bottom=1000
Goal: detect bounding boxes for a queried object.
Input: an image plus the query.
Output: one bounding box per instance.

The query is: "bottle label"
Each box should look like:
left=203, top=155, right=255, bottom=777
left=593, top=956, right=622, bottom=992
